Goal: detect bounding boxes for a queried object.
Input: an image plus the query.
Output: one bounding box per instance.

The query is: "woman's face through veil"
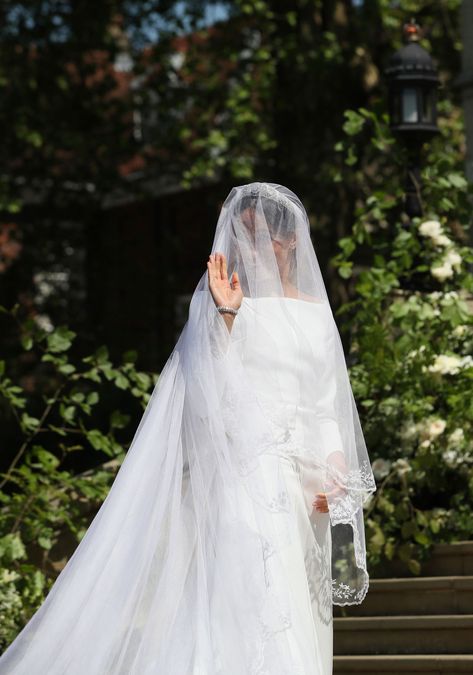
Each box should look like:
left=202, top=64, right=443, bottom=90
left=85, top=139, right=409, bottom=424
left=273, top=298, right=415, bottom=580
left=239, top=206, right=296, bottom=284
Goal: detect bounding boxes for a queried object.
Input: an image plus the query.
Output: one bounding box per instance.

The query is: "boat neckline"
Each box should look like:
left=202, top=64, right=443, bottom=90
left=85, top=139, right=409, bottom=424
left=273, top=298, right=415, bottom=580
left=243, top=296, right=327, bottom=305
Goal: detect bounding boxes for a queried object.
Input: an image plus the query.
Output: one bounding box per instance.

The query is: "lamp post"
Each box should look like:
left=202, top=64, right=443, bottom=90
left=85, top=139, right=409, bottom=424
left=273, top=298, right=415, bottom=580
left=385, top=19, right=440, bottom=218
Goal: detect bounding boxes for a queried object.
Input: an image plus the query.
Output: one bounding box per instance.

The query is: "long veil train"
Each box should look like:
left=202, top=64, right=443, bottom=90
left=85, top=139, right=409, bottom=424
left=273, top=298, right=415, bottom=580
left=0, top=182, right=376, bottom=674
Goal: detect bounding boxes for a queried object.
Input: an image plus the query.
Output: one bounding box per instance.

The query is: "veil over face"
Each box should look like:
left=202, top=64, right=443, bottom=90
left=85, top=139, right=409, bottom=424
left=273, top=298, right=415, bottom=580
left=0, top=182, right=376, bottom=675
left=221, top=182, right=323, bottom=300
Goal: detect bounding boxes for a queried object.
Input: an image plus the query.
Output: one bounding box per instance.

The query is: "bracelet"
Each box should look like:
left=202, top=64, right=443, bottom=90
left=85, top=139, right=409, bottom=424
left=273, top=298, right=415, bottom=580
left=216, top=305, right=238, bottom=316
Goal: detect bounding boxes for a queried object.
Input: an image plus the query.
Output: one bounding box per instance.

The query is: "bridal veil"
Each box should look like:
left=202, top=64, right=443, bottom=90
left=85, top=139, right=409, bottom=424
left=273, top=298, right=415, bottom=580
left=0, top=182, right=376, bottom=674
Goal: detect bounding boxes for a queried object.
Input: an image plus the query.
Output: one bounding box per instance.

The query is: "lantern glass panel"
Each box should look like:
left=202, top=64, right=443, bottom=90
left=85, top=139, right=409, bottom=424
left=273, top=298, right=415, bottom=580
left=422, top=89, right=434, bottom=123
left=402, top=87, right=419, bottom=123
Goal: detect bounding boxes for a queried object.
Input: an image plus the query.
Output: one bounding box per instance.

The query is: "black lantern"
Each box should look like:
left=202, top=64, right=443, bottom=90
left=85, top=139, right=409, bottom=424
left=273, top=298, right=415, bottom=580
left=385, top=19, right=440, bottom=217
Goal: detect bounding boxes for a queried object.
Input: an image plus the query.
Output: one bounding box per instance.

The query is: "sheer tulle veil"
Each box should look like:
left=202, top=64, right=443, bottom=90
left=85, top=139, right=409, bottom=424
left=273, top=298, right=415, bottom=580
left=0, top=182, right=376, bottom=674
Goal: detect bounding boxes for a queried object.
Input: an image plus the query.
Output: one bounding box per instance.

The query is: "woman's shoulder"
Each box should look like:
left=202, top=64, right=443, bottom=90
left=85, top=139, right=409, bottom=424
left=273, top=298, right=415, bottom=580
left=294, top=291, right=324, bottom=304
left=281, top=283, right=325, bottom=304
left=241, top=296, right=327, bottom=308
left=242, top=289, right=326, bottom=304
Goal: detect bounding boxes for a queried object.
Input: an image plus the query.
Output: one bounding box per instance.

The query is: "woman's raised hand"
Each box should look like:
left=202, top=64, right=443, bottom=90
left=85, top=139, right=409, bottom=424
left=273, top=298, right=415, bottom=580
left=207, top=252, right=243, bottom=310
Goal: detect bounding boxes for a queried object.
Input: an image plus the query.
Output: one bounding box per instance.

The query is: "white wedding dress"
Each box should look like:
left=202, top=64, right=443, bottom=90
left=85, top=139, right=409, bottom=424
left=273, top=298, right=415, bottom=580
left=0, top=182, right=375, bottom=675
left=229, top=296, right=336, bottom=675
left=162, top=295, right=335, bottom=675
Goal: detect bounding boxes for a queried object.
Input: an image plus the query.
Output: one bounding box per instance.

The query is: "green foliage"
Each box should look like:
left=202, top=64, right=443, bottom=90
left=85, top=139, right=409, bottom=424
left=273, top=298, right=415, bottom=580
left=0, top=1, right=464, bottom=326
left=0, top=306, right=157, bottom=649
left=333, top=105, right=473, bottom=575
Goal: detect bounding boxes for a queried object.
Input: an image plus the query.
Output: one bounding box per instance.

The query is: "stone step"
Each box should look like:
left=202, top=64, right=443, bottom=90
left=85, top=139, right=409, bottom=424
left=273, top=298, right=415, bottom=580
left=334, top=576, right=473, bottom=617
left=373, top=541, right=473, bottom=578
left=333, top=654, right=473, bottom=674
left=421, top=542, right=473, bottom=576
left=334, top=615, right=473, bottom=656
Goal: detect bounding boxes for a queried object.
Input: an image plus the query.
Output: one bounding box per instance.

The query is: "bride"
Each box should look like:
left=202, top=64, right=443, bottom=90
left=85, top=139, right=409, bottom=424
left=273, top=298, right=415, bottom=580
left=0, top=182, right=376, bottom=674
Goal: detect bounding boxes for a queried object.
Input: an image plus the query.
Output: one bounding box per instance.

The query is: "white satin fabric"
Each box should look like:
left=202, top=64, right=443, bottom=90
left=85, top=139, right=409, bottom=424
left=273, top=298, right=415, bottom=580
left=237, top=296, right=343, bottom=466
left=187, top=295, right=334, bottom=675
left=235, top=296, right=335, bottom=675
left=242, top=453, right=333, bottom=675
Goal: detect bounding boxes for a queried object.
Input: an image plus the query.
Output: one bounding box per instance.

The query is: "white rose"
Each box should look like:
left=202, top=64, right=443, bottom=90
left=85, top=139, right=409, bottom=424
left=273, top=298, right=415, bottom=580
left=431, top=263, right=454, bottom=281
left=442, top=449, right=459, bottom=468
left=444, top=249, right=462, bottom=271
left=461, top=355, right=473, bottom=369
left=371, top=458, right=392, bottom=480
left=392, top=458, right=412, bottom=474
left=432, top=234, right=453, bottom=247
left=419, top=220, right=443, bottom=239
left=448, top=428, right=465, bottom=446
left=428, top=418, right=447, bottom=438
left=453, top=325, right=467, bottom=337
left=428, top=354, right=463, bottom=375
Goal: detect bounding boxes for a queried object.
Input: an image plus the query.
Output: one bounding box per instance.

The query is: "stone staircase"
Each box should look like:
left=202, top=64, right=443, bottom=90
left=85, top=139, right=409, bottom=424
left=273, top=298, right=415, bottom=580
left=333, top=541, right=473, bottom=674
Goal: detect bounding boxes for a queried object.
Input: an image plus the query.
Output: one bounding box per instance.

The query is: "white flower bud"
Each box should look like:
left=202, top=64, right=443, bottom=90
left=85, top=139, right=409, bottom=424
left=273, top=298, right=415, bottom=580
left=431, top=263, right=454, bottom=281
left=419, top=220, right=443, bottom=238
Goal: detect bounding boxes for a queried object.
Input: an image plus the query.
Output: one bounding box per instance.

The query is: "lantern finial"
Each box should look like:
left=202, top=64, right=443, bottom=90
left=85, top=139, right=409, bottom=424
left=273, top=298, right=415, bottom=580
left=403, top=18, right=421, bottom=43
left=385, top=18, right=440, bottom=218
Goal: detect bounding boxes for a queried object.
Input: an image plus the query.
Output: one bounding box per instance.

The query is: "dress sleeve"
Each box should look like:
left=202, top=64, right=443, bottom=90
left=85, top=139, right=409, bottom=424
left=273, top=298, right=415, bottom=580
left=315, top=319, right=345, bottom=463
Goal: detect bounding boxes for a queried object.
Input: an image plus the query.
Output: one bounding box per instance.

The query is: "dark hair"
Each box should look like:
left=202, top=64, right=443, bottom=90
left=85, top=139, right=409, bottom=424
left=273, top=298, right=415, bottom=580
left=238, top=194, right=296, bottom=240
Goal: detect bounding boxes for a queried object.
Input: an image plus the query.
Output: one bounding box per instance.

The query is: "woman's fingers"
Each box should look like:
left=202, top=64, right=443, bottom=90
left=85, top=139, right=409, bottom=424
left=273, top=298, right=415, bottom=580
left=208, top=252, right=229, bottom=284
left=312, top=483, right=347, bottom=513
left=231, top=271, right=240, bottom=290
left=207, top=253, right=218, bottom=282
left=220, top=253, right=228, bottom=281
left=314, top=504, right=329, bottom=513
left=313, top=492, right=329, bottom=513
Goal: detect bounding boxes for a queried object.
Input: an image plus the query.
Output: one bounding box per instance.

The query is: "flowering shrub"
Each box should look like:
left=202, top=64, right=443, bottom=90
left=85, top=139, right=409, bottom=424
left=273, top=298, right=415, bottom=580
left=418, top=219, right=465, bottom=281
left=333, top=107, right=473, bottom=575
